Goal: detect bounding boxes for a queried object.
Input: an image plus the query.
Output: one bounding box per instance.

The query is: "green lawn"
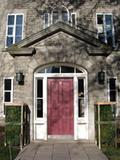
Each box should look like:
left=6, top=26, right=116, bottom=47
left=102, top=146, right=120, bottom=160
left=0, top=141, right=19, bottom=160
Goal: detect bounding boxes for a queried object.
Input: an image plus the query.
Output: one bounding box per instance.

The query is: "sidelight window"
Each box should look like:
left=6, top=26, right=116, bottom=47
left=36, top=79, right=43, bottom=118
left=78, top=79, right=85, bottom=117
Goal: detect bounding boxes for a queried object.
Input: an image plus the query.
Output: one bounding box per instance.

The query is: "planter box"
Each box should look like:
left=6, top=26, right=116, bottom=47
left=5, top=103, right=30, bottom=149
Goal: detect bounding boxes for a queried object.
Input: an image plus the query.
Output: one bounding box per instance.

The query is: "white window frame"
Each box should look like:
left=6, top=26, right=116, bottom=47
left=5, top=13, right=24, bottom=47
left=44, top=12, right=50, bottom=28
left=96, top=13, right=115, bottom=47
left=3, top=77, right=14, bottom=103
left=71, top=12, right=77, bottom=26
left=107, top=77, right=118, bottom=102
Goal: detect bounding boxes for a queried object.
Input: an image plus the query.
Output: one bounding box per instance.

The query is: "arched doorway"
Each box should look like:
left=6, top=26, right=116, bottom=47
left=34, top=64, right=88, bottom=140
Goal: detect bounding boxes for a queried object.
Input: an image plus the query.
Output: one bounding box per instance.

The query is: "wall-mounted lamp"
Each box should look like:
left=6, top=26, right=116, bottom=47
left=117, top=61, right=120, bottom=70
left=98, top=70, right=105, bottom=85
left=16, top=72, right=24, bottom=85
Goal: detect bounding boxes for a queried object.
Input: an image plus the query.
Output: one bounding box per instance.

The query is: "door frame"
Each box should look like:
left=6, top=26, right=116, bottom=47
left=34, top=67, right=88, bottom=140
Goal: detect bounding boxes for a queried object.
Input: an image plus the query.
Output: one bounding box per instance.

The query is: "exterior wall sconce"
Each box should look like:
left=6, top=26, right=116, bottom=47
left=117, top=61, right=120, bottom=70
left=16, top=72, right=24, bottom=85
left=98, top=70, right=105, bottom=85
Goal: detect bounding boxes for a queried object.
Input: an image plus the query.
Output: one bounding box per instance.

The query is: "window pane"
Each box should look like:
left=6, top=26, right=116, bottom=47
left=15, top=26, right=22, bottom=36
left=16, top=15, right=23, bottom=25
left=78, top=79, right=84, bottom=117
left=105, top=15, right=112, bottom=25
left=15, top=36, right=22, bottom=43
left=5, top=92, right=11, bottom=102
left=76, top=68, right=83, bottom=73
left=109, top=78, right=116, bottom=102
left=46, top=66, right=60, bottom=73
left=44, top=13, right=49, bottom=27
left=37, top=79, right=43, bottom=98
left=8, top=27, right=13, bottom=35
left=97, top=15, right=103, bottom=24
left=71, top=14, right=76, bottom=25
left=61, top=66, right=74, bottom=73
left=62, top=11, right=68, bottom=22
left=37, top=69, right=45, bottom=73
left=7, top=37, right=13, bottom=46
left=110, top=91, right=116, bottom=102
left=4, top=79, right=11, bottom=90
left=78, top=79, right=84, bottom=97
left=8, top=15, right=14, bottom=25
left=109, top=78, right=116, bottom=90
left=37, top=99, right=43, bottom=117
left=78, top=99, right=84, bottom=117
left=53, top=11, right=59, bottom=23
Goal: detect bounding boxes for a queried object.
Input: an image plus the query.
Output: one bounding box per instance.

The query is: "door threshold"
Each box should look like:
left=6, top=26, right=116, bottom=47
left=48, top=135, right=74, bottom=140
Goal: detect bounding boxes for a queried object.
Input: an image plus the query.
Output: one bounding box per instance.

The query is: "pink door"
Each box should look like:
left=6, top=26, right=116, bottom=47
left=48, top=78, right=74, bottom=135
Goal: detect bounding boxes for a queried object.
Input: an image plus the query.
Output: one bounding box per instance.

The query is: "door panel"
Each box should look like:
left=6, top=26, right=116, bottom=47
left=48, top=78, right=74, bottom=135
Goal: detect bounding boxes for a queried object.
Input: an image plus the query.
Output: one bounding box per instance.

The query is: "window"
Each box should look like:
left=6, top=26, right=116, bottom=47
left=108, top=78, right=117, bottom=102
left=3, top=78, right=13, bottom=102
left=44, top=7, right=76, bottom=28
left=6, top=14, right=24, bottom=47
left=36, top=79, right=43, bottom=118
left=78, top=79, right=85, bottom=117
left=52, top=7, right=68, bottom=24
left=44, top=12, right=49, bottom=28
left=37, top=66, right=83, bottom=73
left=96, top=13, right=115, bottom=47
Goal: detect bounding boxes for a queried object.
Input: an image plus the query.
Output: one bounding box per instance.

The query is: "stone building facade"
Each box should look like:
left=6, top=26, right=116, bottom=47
left=0, top=0, right=120, bottom=141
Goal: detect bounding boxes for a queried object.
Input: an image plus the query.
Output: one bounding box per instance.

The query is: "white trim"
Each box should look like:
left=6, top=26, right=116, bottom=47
left=3, top=77, right=14, bottom=103
left=5, top=13, right=24, bottom=47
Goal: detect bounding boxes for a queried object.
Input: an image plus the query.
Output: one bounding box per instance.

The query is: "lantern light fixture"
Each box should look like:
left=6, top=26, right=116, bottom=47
left=98, top=70, right=105, bottom=85
left=16, top=72, right=24, bottom=85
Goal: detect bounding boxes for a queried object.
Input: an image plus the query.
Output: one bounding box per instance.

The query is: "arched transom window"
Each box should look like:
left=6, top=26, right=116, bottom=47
left=44, top=6, right=76, bottom=28
left=36, top=65, right=83, bottom=74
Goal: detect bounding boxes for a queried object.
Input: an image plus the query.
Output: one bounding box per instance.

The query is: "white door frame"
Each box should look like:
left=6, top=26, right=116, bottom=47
left=34, top=67, right=88, bottom=140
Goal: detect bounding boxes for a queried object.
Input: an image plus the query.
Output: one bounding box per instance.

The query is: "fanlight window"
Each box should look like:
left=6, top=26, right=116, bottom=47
left=44, top=6, right=76, bottom=28
left=37, top=66, right=83, bottom=73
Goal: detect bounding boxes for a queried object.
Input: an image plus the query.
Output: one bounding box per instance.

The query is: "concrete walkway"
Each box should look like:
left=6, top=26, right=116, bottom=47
left=16, top=141, right=108, bottom=160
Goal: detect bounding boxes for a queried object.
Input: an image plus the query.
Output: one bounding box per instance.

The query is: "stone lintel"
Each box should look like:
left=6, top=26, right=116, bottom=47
left=5, top=47, right=36, bottom=57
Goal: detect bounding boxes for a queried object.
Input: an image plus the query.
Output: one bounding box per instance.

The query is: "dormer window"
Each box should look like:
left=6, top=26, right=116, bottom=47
left=44, top=6, right=76, bottom=28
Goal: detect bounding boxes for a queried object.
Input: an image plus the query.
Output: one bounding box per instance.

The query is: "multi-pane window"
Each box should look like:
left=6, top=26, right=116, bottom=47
left=3, top=78, right=13, bottom=102
left=6, top=14, right=23, bottom=47
left=108, top=78, right=117, bottom=102
left=36, top=79, right=43, bottom=118
left=96, top=13, right=115, bottom=46
left=44, top=7, right=76, bottom=28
